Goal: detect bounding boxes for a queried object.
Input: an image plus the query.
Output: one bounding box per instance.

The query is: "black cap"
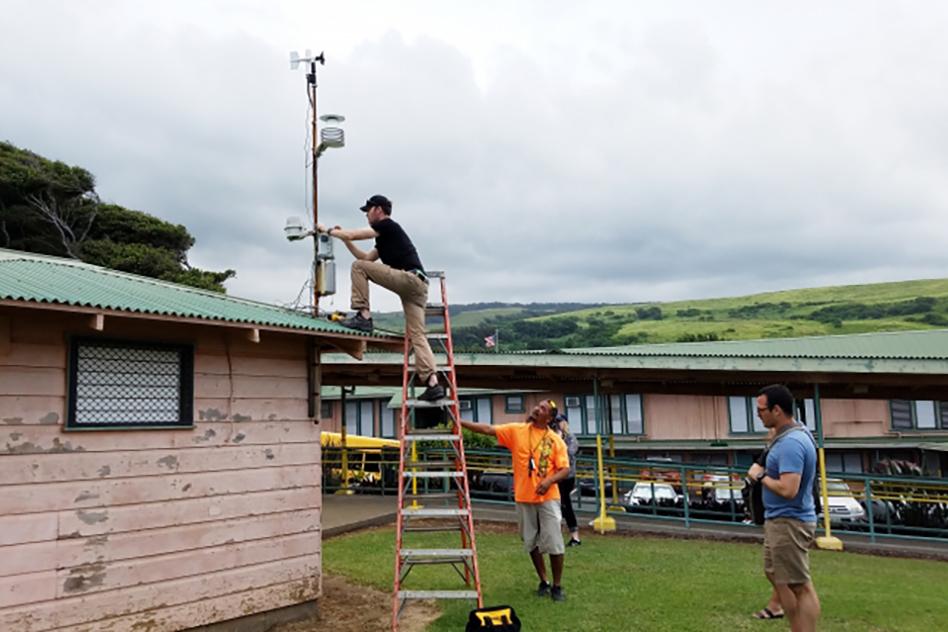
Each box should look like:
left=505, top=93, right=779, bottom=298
left=360, top=194, right=392, bottom=213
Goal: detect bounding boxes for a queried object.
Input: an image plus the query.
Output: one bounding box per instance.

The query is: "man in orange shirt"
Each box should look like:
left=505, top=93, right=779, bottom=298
left=460, top=400, right=571, bottom=601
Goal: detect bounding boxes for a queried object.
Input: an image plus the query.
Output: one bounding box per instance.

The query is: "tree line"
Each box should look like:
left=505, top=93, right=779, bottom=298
left=0, top=141, right=233, bottom=292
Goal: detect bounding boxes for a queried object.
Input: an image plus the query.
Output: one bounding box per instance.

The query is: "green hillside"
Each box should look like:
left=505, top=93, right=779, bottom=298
left=369, top=278, right=948, bottom=350
left=525, top=278, right=948, bottom=349
left=454, top=279, right=948, bottom=350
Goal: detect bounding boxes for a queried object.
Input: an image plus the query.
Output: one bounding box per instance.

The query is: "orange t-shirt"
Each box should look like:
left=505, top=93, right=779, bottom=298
left=495, top=422, right=569, bottom=504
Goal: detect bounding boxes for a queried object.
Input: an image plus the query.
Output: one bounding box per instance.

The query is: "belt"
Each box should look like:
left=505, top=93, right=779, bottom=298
left=410, top=269, right=428, bottom=284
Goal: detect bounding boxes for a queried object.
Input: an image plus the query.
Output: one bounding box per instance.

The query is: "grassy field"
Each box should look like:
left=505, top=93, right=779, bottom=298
left=325, top=527, right=948, bottom=632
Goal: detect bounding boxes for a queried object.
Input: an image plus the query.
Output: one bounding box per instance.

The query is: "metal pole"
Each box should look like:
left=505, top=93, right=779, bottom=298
left=864, top=479, right=876, bottom=543
left=310, top=60, right=320, bottom=312
left=814, top=384, right=842, bottom=550
left=339, top=385, right=349, bottom=492
left=592, top=376, right=616, bottom=532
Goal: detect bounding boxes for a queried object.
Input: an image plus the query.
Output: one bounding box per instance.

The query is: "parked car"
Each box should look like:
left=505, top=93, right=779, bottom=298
left=820, top=479, right=866, bottom=526
left=577, top=477, right=616, bottom=498
left=622, top=482, right=682, bottom=513
left=471, top=470, right=513, bottom=497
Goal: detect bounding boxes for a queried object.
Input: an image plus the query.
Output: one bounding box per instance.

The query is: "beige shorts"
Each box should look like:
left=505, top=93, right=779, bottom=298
left=516, top=501, right=565, bottom=555
left=764, top=518, right=816, bottom=585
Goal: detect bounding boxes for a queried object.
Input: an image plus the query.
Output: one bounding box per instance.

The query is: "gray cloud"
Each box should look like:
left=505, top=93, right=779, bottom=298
left=3, top=1, right=948, bottom=313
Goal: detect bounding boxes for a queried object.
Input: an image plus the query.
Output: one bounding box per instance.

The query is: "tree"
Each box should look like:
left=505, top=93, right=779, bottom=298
left=0, top=141, right=234, bottom=292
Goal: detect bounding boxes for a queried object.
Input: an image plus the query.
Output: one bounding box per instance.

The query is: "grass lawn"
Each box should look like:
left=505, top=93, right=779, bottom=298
left=325, top=527, right=948, bottom=631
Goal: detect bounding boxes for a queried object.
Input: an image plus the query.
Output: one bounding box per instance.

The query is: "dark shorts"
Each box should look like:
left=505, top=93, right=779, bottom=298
left=764, top=518, right=815, bottom=585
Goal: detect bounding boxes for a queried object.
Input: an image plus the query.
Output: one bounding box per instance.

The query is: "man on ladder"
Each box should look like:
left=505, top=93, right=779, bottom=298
left=318, top=194, right=444, bottom=401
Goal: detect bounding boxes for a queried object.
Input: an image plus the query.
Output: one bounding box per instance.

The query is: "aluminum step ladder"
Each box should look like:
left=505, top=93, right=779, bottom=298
left=391, top=271, right=483, bottom=631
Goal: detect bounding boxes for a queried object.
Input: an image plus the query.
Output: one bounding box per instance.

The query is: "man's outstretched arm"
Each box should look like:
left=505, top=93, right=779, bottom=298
left=459, top=419, right=497, bottom=437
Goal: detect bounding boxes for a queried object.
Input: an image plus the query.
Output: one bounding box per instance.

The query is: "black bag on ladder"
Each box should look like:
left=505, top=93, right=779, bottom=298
left=465, top=605, right=521, bottom=631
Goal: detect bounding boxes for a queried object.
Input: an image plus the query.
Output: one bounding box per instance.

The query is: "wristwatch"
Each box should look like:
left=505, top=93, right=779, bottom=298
left=756, top=471, right=766, bottom=482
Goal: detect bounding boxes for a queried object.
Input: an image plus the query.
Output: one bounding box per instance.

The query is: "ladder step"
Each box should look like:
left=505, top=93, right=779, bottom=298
left=403, top=524, right=465, bottom=533
left=404, top=492, right=460, bottom=501
left=400, top=548, right=474, bottom=558
left=403, top=471, right=464, bottom=479
left=426, top=333, right=449, bottom=340
left=399, top=590, right=478, bottom=600
left=425, top=304, right=446, bottom=316
left=425, top=270, right=444, bottom=279
left=405, top=398, right=457, bottom=409
left=402, top=508, right=470, bottom=517
left=403, top=434, right=460, bottom=442
left=406, top=460, right=458, bottom=468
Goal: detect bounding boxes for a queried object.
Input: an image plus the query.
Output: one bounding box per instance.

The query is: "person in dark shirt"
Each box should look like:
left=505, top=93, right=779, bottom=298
left=317, top=194, right=443, bottom=401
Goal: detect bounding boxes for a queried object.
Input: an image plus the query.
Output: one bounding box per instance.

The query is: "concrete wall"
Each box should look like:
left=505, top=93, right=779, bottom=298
left=0, top=307, right=320, bottom=631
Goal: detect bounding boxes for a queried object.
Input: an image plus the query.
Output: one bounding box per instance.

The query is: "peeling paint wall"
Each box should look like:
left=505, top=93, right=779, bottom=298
left=0, top=307, right=322, bottom=631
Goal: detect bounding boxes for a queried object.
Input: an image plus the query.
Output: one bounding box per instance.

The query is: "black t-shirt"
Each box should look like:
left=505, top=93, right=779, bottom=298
left=372, top=217, right=424, bottom=271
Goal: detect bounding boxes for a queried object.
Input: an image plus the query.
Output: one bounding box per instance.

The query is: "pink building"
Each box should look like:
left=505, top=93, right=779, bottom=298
left=322, top=332, right=948, bottom=476
left=0, top=250, right=394, bottom=631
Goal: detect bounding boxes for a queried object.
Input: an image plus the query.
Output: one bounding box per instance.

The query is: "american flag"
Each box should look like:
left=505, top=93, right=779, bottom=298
left=484, top=334, right=496, bottom=349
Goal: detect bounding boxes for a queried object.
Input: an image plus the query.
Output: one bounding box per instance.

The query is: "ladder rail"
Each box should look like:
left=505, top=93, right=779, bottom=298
left=438, top=275, right=484, bottom=603
left=392, top=273, right=483, bottom=632
left=391, top=334, right=411, bottom=632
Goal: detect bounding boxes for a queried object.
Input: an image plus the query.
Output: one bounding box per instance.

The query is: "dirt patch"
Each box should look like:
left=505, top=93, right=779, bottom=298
left=271, top=574, right=441, bottom=632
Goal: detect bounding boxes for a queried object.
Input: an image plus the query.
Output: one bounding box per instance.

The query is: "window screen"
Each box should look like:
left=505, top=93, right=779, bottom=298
left=505, top=395, right=525, bottom=413
left=566, top=396, right=583, bottom=433
left=728, top=396, right=750, bottom=433
left=345, top=401, right=358, bottom=435
left=890, top=400, right=913, bottom=430
left=381, top=405, right=396, bottom=437
left=915, top=401, right=937, bottom=430
left=359, top=400, right=374, bottom=436
left=609, top=395, right=623, bottom=435
left=585, top=396, right=599, bottom=435
left=67, top=339, right=193, bottom=429
left=476, top=397, right=493, bottom=424
left=320, top=400, right=333, bottom=419
left=625, top=394, right=644, bottom=434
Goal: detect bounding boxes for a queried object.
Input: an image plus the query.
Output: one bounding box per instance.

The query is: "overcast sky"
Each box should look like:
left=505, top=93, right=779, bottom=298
left=3, top=1, right=948, bottom=311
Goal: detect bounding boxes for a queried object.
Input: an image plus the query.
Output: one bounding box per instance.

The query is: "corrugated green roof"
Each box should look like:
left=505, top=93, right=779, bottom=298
left=0, top=249, right=380, bottom=337
left=562, top=329, right=948, bottom=360
left=326, top=327, right=948, bottom=375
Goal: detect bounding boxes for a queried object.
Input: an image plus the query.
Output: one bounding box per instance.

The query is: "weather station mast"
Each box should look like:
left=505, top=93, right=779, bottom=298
left=284, top=49, right=346, bottom=314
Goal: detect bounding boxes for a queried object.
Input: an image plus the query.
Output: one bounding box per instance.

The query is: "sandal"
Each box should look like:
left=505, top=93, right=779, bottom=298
left=753, top=607, right=784, bottom=620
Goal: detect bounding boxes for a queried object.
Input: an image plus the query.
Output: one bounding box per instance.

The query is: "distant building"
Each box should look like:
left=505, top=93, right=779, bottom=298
left=322, top=330, right=948, bottom=477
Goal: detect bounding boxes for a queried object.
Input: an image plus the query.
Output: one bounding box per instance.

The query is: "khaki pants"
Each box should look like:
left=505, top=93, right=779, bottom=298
left=764, top=518, right=815, bottom=585
left=351, top=259, right=436, bottom=379
left=516, top=501, right=566, bottom=555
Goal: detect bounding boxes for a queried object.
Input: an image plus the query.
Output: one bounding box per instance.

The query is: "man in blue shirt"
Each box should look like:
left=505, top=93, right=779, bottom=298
left=748, top=385, right=821, bottom=632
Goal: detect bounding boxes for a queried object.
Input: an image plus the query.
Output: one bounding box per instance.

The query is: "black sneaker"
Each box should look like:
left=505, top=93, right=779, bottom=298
left=567, top=538, right=582, bottom=547
left=340, top=312, right=373, bottom=333
left=536, top=581, right=551, bottom=597
left=418, top=382, right=445, bottom=402
left=551, top=586, right=566, bottom=602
